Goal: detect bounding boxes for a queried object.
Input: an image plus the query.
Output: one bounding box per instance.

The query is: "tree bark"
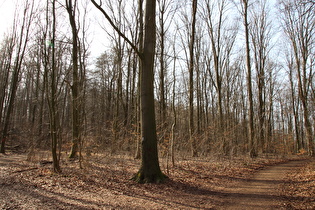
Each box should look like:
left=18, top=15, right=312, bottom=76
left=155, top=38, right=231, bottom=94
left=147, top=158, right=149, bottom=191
left=46, top=0, right=61, bottom=173
left=158, top=0, right=167, bottom=125
left=133, top=0, right=166, bottom=183
left=0, top=38, right=14, bottom=152
left=134, top=0, right=144, bottom=160
left=242, top=0, right=257, bottom=158
left=189, top=0, right=198, bottom=157
left=66, top=0, right=81, bottom=159
left=91, top=0, right=165, bottom=182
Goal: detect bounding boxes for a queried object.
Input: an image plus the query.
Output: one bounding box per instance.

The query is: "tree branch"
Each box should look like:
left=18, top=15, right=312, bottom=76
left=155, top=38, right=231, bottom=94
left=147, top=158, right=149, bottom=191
left=90, top=0, right=142, bottom=58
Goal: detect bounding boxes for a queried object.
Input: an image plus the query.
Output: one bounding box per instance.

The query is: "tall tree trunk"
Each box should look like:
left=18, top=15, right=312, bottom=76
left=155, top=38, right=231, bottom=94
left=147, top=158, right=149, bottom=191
left=249, top=0, right=270, bottom=154
left=133, top=0, right=166, bottom=183
left=0, top=38, right=15, bottom=145
left=158, top=0, right=167, bottom=125
left=91, top=0, right=165, bottom=182
left=47, top=0, right=61, bottom=173
left=170, top=39, right=177, bottom=166
left=242, top=0, right=257, bottom=157
left=298, top=63, right=314, bottom=156
left=189, top=0, right=198, bottom=157
left=288, top=56, right=301, bottom=152
left=66, top=0, right=81, bottom=159
left=205, top=0, right=227, bottom=155
left=134, top=0, right=144, bottom=160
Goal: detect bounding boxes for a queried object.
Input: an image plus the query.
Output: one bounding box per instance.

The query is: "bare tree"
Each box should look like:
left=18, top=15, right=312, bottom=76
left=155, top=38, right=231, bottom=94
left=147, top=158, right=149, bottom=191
left=0, top=36, right=15, bottom=153
left=279, top=0, right=315, bottom=156
left=249, top=0, right=273, bottom=153
left=284, top=51, right=302, bottom=152
left=43, top=0, right=62, bottom=172
left=134, top=0, right=144, bottom=159
left=65, top=0, right=82, bottom=159
left=203, top=0, right=236, bottom=155
left=241, top=0, right=257, bottom=157
left=157, top=0, right=174, bottom=126
left=189, top=0, right=198, bottom=157
left=0, top=1, right=35, bottom=154
left=91, top=0, right=166, bottom=183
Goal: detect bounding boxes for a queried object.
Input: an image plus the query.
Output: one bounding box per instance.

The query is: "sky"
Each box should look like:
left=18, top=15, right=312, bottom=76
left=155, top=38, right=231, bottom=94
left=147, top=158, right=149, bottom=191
left=0, top=0, right=16, bottom=39
left=0, top=0, right=108, bottom=58
left=0, top=0, right=281, bottom=59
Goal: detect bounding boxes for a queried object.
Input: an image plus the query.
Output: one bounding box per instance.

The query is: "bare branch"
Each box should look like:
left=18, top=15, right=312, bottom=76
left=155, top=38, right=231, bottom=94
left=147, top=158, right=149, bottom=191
left=90, top=0, right=142, bottom=58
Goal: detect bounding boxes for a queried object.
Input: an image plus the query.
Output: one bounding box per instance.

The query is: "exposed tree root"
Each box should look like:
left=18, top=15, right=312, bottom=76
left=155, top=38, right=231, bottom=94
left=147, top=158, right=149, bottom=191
left=132, top=170, right=168, bottom=184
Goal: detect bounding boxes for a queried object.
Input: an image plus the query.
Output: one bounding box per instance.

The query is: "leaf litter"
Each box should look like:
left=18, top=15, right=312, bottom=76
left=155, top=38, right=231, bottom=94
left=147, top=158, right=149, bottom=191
left=0, top=153, right=313, bottom=209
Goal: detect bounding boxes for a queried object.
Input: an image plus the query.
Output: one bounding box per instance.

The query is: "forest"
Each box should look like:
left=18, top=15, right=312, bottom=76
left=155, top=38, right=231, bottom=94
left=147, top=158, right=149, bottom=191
left=0, top=0, right=315, bottom=208
left=0, top=0, right=315, bottom=162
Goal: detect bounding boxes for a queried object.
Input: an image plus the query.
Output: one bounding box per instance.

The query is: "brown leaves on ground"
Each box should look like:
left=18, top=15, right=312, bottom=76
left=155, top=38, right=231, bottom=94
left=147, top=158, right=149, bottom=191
left=281, top=158, right=315, bottom=209
left=0, top=152, right=311, bottom=209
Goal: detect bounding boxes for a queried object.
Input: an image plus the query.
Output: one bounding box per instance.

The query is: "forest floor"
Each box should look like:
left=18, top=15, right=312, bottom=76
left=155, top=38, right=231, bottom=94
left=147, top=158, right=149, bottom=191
left=0, top=151, right=314, bottom=209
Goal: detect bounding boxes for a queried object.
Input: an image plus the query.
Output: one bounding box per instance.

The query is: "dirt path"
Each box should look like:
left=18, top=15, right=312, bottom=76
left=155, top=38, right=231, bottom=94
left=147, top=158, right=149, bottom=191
left=219, top=160, right=307, bottom=209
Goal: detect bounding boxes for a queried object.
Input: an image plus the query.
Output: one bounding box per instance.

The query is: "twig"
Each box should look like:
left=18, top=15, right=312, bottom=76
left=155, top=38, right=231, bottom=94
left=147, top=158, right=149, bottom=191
left=13, top=167, right=39, bottom=173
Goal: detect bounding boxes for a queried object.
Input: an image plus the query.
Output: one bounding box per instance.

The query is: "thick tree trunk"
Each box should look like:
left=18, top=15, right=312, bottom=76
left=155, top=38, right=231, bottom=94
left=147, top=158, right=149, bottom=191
left=91, top=0, right=164, bottom=182
left=133, top=0, right=166, bottom=183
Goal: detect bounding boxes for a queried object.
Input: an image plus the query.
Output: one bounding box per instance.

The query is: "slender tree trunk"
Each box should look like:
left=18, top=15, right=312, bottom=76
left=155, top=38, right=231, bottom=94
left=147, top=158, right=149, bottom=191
left=170, top=38, right=177, bottom=167
left=266, top=68, right=274, bottom=152
left=189, top=0, right=198, bottom=157
left=158, top=0, right=167, bottom=125
left=48, top=0, right=61, bottom=173
left=288, top=58, right=301, bottom=152
left=134, top=0, right=144, bottom=160
left=249, top=0, right=272, bottom=154
left=205, top=0, right=227, bottom=155
left=66, top=0, right=82, bottom=159
left=242, top=0, right=257, bottom=157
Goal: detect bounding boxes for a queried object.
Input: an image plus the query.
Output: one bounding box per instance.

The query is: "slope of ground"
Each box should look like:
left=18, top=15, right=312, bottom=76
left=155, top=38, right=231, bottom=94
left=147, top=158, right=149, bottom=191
left=0, top=152, right=313, bottom=209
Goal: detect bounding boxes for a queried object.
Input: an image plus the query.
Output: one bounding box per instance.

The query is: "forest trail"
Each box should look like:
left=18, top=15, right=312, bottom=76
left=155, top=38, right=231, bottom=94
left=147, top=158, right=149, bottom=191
left=219, top=160, right=307, bottom=209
